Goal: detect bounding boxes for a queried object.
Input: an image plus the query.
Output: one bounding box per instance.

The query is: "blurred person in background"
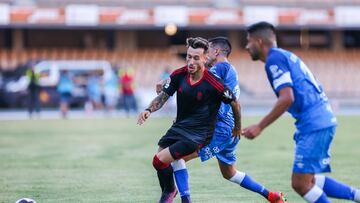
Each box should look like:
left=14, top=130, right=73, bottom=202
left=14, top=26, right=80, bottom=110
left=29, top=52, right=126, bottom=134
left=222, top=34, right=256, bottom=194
left=119, top=67, right=138, bottom=116
left=57, top=70, right=73, bottom=119
left=87, top=70, right=103, bottom=111
left=243, top=21, right=360, bottom=203
left=26, top=63, right=41, bottom=118
left=103, top=68, right=119, bottom=115
left=160, top=66, right=171, bottom=81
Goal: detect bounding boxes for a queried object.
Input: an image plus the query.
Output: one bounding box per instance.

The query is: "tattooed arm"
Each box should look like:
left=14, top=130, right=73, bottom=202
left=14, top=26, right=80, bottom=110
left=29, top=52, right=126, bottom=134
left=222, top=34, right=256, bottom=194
left=155, top=78, right=171, bottom=95
left=137, top=92, right=170, bottom=125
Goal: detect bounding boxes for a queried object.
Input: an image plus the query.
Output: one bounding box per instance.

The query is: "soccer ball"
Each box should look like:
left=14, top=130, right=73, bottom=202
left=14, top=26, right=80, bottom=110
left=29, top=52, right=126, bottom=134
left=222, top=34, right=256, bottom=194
left=15, top=198, right=36, bottom=203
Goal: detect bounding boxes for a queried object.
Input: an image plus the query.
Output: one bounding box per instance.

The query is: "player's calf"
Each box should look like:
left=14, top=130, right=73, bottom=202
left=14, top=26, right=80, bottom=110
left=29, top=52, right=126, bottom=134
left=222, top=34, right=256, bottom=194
left=158, top=189, right=178, bottom=203
left=153, top=155, right=176, bottom=193
left=172, top=159, right=191, bottom=202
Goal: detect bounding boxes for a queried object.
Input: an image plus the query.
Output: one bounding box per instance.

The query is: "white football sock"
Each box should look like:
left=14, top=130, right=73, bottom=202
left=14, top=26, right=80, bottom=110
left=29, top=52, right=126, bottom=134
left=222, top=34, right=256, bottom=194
left=314, top=174, right=325, bottom=189
left=171, top=159, right=186, bottom=172
left=229, top=170, right=246, bottom=185
left=354, top=189, right=360, bottom=203
left=303, top=185, right=324, bottom=203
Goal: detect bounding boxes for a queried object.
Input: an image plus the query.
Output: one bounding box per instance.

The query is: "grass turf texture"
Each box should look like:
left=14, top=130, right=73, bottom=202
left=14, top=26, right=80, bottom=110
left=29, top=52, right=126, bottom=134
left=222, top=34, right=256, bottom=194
left=0, top=116, right=359, bottom=203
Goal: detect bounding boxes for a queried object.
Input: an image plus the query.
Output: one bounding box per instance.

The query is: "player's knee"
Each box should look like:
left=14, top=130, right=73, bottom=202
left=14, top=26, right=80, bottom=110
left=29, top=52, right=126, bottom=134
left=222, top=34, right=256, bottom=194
left=292, top=179, right=311, bottom=196
left=291, top=180, right=302, bottom=194
left=152, top=154, right=170, bottom=170
left=220, top=165, right=237, bottom=180
left=221, top=172, right=233, bottom=180
left=220, top=169, right=234, bottom=180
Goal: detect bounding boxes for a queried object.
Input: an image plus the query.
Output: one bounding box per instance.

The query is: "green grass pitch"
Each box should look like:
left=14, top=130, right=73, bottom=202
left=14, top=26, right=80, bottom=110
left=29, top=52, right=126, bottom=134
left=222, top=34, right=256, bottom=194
left=0, top=116, right=359, bottom=202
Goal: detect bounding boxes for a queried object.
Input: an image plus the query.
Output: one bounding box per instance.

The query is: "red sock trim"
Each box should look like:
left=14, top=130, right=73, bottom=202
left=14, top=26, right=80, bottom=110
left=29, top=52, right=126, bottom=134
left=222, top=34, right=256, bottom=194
left=152, top=155, right=170, bottom=170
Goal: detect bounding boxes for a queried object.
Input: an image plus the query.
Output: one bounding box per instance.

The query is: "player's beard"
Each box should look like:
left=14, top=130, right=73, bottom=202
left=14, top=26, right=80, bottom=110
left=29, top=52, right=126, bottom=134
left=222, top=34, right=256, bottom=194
left=205, top=57, right=215, bottom=69
left=248, top=49, right=260, bottom=61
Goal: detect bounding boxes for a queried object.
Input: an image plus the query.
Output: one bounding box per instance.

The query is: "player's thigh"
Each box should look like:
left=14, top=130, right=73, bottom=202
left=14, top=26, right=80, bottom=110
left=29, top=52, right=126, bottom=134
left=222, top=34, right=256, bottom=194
left=198, top=126, right=237, bottom=163
left=293, top=126, right=336, bottom=173
left=156, top=130, right=181, bottom=162
left=158, top=130, right=180, bottom=149
left=157, top=130, right=198, bottom=160
left=182, top=151, right=199, bottom=162
left=168, top=139, right=199, bottom=160
left=215, top=137, right=239, bottom=165
left=156, top=147, right=174, bottom=164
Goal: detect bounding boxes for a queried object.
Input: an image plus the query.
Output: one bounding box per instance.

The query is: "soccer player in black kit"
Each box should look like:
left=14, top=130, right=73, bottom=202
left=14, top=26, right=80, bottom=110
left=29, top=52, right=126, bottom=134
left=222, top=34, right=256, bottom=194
left=137, top=37, right=242, bottom=203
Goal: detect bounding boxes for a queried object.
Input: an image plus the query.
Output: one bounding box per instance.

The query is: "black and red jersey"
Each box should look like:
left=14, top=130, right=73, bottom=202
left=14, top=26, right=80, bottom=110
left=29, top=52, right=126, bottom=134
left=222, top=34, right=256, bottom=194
left=163, top=66, right=236, bottom=145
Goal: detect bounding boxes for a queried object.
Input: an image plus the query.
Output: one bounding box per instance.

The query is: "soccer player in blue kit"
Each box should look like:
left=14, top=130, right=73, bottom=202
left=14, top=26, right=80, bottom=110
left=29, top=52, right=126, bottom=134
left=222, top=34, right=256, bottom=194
left=158, top=37, right=287, bottom=203
left=243, top=21, right=360, bottom=203
left=138, top=37, right=242, bottom=203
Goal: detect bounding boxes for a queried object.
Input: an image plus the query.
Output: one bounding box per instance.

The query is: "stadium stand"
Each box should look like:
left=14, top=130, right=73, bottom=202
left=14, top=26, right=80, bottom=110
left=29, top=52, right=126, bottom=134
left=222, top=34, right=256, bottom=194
left=1, top=48, right=359, bottom=98
left=230, top=49, right=360, bottom=98
left=3, top=0, right=360, bottom=7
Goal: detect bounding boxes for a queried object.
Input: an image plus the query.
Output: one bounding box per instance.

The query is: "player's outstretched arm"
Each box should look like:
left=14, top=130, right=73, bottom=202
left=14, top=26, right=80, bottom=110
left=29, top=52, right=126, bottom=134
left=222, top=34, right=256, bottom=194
left=242, top=87, right=294, bottom=139
left=230, top=100, right=242, bottom=139
left=137, top=91, right=170, bottom=125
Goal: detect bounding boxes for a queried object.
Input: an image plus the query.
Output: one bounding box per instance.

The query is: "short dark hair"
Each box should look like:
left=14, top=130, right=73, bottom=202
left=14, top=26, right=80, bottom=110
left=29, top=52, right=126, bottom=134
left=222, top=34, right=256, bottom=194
left=208, top=36, right=232, bottom=57
left=246, top=21, right=276, bottom=35
left=186, top=37, right=209, bottom=53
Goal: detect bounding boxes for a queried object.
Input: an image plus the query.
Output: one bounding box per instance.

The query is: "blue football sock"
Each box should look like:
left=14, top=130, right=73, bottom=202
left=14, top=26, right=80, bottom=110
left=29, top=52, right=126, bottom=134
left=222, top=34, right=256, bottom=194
left=172, top=159, right=190, bottom=198
left=229, top=171, right=269, bottom=199
left=174, top=169, right=190, bottom=197
left=316, top=175, right=356, bottom=200
left=304, top=185, right=331, bottom=203
left=314, top=193, right=331, bottom=203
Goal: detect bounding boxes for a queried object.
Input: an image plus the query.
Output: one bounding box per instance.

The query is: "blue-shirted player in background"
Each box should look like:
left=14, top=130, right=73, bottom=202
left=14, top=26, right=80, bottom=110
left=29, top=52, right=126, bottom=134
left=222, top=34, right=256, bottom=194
left=243, top=21, right=360, bottom=203
left=159, top=37, right=287, bottom=203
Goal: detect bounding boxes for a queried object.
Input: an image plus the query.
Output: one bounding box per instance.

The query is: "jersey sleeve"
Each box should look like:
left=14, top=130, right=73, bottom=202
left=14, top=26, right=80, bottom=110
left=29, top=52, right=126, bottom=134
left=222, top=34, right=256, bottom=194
left=210, top=64, right=226, bottom=79
left=206, top=70, right=236, bottom=104
left=211, top=63, right=240, bottom=100
left=266, top=53, right=293, bottom=93
left=220, top=85, right=236, bottom=104
left=162, top=67, right=184, bottom=96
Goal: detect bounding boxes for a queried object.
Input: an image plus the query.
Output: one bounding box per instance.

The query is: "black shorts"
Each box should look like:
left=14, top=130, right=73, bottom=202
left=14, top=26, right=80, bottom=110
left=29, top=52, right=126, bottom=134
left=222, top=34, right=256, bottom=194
left=158, top=129, right=199, bottom=160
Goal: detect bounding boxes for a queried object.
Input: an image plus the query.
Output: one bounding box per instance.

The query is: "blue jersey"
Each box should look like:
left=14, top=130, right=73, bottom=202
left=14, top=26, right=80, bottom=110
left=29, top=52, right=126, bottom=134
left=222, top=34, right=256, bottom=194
left=210, top=62, right=240, bottom=129
left=265, top=48, right=337, bottom=133
left=57, top=74, right=73, bottom=94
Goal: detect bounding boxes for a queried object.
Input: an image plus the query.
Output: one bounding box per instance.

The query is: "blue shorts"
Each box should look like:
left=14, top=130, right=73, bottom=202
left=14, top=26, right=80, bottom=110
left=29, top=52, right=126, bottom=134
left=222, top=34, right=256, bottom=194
left=198, top=126, right=239, bottom=165
left=60, top=92, right=71, bottom=103
left=293, top=126, right=336, bottom=173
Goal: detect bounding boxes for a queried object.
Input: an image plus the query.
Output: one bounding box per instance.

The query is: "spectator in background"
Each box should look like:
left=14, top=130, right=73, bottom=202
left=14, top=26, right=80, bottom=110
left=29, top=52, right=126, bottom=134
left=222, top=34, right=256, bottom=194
left=103, top=68, right=119, bottom=115
left=87, top=70, right=103, bottom=111
left=160, top=66, right=171, bottom=81
left=57, top=70, right=73, bottom=119
left=119, top=67, right=137, bottom=116
left=26, top=65, right=41, bottom=118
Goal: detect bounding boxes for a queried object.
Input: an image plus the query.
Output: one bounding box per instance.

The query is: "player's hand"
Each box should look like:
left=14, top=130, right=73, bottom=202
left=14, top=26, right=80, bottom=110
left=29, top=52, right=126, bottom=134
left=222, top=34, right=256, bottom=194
left=155, top=80, right=163, bottom=95
left=232, top=125, right=242, bottom=140
left=137, top=110, right=151, bottom=125
left=242, top=124, right=262, bottom=139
